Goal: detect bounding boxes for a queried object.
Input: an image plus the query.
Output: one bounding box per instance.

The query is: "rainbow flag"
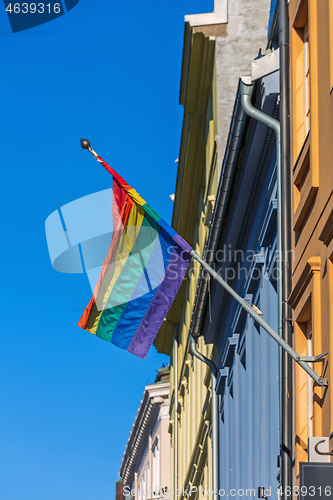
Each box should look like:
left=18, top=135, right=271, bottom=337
left=78, top=156, right=192, bottom=359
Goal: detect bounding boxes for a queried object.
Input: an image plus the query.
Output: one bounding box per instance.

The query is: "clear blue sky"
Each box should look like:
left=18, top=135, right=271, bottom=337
left=0, top=1, right=214, bottom=499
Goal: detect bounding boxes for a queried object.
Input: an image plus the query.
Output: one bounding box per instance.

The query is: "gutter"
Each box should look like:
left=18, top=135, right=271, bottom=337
left=190, top=77, right=254, bottom=338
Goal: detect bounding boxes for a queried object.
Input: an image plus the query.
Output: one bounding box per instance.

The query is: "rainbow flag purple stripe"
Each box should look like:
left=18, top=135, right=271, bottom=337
left=78, top=156, right=192, bottom=358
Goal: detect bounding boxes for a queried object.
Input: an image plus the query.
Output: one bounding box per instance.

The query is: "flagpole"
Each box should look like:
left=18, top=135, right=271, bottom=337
left=190, top=250, right=328, bottom=387
left=79, top=139, right=328, bottom=387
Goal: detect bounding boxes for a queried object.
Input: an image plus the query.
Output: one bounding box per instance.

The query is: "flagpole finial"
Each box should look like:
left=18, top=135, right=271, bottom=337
left=80, top=138, right=99, bottom=160
left=80, top=138, right=91, bottom=149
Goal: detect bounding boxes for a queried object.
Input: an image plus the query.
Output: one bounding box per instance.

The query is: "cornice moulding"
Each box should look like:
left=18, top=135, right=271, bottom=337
left=185, top=0, right=227, bottom=27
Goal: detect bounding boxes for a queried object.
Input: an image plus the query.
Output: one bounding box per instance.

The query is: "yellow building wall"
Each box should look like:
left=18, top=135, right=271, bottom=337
left=168, top=29, right=219, bottom=500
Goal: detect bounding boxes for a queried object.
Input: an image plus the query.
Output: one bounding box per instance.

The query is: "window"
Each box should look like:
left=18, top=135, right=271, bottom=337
left=142, top=472, right=146, bottom=500
left=329, top=0, right=333, bottom=92
left=240, top=344, right=246, bottom=370
left=221, top=398, right=225, bottom=423
left=296, top=315, right=313, bottom=443
left=152, top=437, right=160, bottom=497
left=291, top=0, right=309, bottom=159
left=254, top=297, right=261, bottom=334
left=228, top=369, right=234, bottom=399
left=304, top=23, right=310, bottom=135
left=291, top=1, right=319, bottom=235
left=290, top=255, right=322, bottom=470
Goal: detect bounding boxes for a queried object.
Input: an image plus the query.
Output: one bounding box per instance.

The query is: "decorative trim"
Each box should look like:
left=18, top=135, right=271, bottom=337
left=293, top=185, right=318, bottom=233
left=185, top=0, right=227, bottom=27
left=266, top=240, right=278, bottom=281
left=216, top=368, right=229, bottom=395
left=292, top=132, right=310, bottom=178
left=227, top=366, right=234, bottom=394
left=232, top=294, right=253, bottom=335
left=221, top=333, right=239, bottom=368
left=244, top=253, right=265, bottom=295
left=319, top=209, right=333, bottom=247
left=259, top=198, right=277, bottom=247
left=289, top=257, right=321, bottom=309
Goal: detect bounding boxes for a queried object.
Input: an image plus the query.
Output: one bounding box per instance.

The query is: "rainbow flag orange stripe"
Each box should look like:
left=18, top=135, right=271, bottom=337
left=78, top=156, right=192, bottom=359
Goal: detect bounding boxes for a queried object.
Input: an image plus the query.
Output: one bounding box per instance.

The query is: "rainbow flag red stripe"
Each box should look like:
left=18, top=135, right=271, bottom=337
left=78, top=156, right=192, bottom=358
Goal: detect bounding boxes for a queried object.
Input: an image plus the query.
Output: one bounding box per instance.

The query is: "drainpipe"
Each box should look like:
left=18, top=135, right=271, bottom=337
left=189, top=335, right=219, bottom=500
left=307, top=331, right=313, bottom=439
left=279, top=0, right=293, bottom=496
left=240, top=79, right=282, bottom=334
left=173, top=326, right=179, bottom=498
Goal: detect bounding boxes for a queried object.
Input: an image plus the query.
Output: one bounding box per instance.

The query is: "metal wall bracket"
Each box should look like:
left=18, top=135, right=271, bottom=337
left=190, top=250, right=329, bottom=386
left=296, top=350, right=328, bottom=363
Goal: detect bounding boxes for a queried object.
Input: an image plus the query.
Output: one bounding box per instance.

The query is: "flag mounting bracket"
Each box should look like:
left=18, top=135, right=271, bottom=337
left=190, top=250, right=329, bottom=387
left=296, top=351, right=328, bottom=363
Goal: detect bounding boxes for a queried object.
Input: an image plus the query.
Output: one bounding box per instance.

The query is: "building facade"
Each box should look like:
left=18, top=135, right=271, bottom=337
left=211, top=71, right=280, bottom=496
left=154, top=0, right=271, bottom=498
left=289, top=0, right=333, bottom=479
left=119, top=367, right=170, bottom=500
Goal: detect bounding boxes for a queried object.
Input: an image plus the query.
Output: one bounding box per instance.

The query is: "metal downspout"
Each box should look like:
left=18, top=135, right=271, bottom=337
left=189, top=335, right=219, bottom=500
left=173, top=326, right=179, bottom=498
left=279, top=0, right=293, bottom=496
left=240, top=75, right=282, bottom=326
left=190, top=78, right=254, bottom=338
